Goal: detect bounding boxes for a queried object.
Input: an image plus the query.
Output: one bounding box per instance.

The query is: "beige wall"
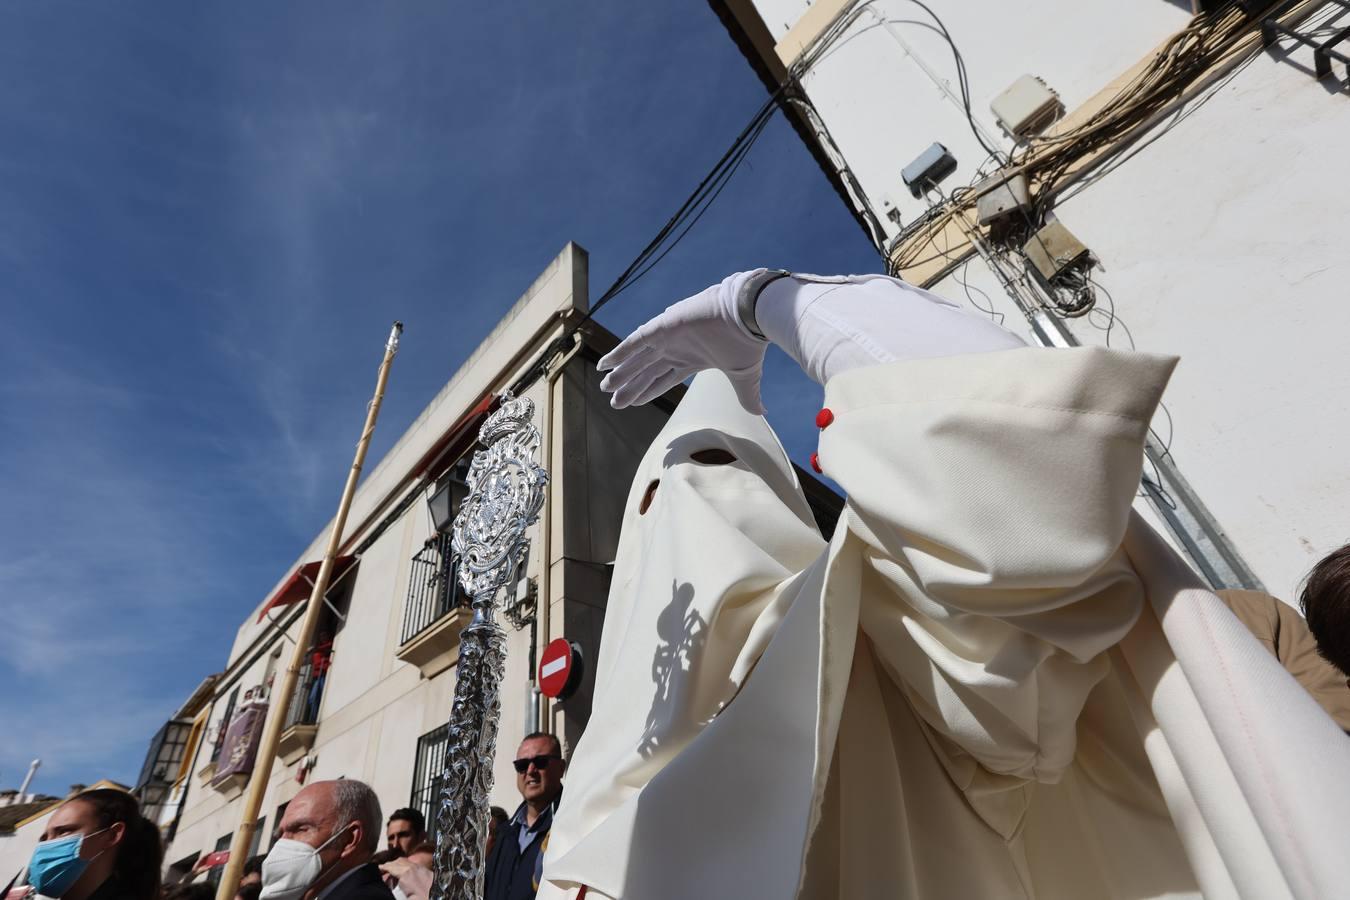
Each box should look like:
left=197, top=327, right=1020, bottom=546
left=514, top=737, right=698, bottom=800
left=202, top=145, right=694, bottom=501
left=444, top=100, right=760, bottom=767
left=163, top=242, right=669, bottom=869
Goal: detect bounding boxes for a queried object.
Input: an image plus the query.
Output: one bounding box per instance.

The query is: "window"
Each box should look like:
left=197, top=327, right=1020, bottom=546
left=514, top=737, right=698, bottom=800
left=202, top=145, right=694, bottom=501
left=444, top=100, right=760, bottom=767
left=206, top=833, right=232, bottom=887
left=271, top=802, right=289, bottom=848
left=247, top=818, right=265, bottom=859
left=410, top=724, right=449, bottom=839
left=402, top=456, right=471, bottom=646
left=136, top=720, right=192, bottom=791
left=166, top=851, right=201, bottom=885
left=136, top=718, right=194, bottom=823
left=401, top=534, right=464, bottom=644
left=159, top=722, right=191, bottom=778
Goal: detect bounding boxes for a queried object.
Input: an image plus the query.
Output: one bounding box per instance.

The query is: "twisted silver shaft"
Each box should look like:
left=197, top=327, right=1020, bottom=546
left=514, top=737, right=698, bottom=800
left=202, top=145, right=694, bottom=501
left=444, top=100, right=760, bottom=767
left=432, top=393, right=547, bottom=900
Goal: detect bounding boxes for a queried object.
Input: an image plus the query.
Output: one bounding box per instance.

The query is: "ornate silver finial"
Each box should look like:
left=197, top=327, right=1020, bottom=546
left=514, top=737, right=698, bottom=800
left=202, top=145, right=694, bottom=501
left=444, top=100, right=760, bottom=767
left=432, top=391, right=548, bottom=900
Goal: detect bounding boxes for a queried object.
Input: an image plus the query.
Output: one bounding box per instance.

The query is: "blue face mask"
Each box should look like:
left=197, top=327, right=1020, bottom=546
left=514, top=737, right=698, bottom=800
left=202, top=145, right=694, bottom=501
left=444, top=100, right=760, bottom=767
left=27, top=827, right=110, bottom=897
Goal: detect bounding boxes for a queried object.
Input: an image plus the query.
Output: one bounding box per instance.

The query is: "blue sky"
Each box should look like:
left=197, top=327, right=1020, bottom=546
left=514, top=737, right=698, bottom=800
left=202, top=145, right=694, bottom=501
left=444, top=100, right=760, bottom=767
left=0, top=2, right=879, bottom=797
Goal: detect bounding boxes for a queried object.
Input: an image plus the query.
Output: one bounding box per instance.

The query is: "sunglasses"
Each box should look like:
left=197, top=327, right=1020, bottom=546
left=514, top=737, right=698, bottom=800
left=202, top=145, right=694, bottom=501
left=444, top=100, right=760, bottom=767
left=512, top=754, right=561, bottom=773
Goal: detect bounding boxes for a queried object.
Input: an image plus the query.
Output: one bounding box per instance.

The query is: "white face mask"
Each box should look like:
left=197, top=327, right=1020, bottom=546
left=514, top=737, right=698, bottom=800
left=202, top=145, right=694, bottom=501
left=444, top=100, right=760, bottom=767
left=259, top=824, right=353, bottom=900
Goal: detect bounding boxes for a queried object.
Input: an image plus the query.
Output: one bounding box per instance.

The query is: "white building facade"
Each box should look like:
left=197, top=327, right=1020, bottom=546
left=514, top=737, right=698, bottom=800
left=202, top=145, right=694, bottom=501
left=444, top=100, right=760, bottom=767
left=713, top=0, right=1350, bottom=603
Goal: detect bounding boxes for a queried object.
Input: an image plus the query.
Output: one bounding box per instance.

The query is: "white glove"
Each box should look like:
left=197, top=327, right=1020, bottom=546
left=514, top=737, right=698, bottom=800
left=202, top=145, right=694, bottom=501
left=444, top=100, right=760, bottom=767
left=598, top=271, right=1026, bottom=411
left=597, top=269, right=778, bottom=413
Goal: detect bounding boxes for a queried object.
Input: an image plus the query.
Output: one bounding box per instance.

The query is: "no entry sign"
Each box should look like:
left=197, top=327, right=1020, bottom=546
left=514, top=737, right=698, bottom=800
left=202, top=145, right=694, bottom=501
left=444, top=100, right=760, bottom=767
left=539, top=638, right=584, bottom=700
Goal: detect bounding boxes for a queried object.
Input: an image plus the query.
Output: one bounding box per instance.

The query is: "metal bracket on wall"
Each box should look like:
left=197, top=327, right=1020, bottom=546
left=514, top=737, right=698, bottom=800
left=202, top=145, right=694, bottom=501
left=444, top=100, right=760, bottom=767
left=1262, top=0, right=1350, bottom=80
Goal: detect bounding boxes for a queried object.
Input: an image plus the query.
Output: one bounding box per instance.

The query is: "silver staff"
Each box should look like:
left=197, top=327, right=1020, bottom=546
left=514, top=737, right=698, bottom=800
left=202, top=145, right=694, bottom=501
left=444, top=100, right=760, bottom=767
left=432, top=392, right=548, bottom=900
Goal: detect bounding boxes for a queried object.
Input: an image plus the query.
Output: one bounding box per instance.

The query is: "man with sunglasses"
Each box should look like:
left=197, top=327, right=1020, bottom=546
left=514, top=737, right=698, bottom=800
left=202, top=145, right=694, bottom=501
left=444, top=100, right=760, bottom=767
left=484, top=732, right=565, bottom=900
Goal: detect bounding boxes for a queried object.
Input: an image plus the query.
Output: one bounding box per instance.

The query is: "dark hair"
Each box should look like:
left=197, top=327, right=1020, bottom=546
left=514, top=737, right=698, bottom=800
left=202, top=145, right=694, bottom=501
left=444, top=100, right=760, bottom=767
left=386, top=807, right=426, bottom=835
left=236, top=884, right=262, bottom=900
left=72, top=788, right=163, bottom=900
left=1301, top=543, right=1350, bottom=676
left=489, top=806, right=508, bottom=826
left=242, top=855, right=266, bottom=878
left=162, top=883, right=215, bottom=900
left=369, top=849, right=401, bottom=865
left=520, top=732, right=562, bottom=757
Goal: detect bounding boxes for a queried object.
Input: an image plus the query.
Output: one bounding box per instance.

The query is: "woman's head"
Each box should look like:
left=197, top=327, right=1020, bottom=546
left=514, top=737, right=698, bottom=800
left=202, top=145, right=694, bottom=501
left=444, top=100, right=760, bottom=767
left=37, top=789, right=163, bottom=900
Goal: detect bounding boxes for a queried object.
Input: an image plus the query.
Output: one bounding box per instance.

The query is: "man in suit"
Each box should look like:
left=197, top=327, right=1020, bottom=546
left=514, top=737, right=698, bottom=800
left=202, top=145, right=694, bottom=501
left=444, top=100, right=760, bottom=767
left=260, top=779, right=392, bottom=900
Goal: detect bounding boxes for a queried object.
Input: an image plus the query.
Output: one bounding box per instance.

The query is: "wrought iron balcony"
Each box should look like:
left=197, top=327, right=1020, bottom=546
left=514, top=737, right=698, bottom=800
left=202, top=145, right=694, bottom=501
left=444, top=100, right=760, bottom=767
left=396, top=532, right=472, bottom=678
left=278, top=659, right=324, bottom=764
left=402, top=532, right=468, bottom=643
left=284, top=660, right=324, bottom=729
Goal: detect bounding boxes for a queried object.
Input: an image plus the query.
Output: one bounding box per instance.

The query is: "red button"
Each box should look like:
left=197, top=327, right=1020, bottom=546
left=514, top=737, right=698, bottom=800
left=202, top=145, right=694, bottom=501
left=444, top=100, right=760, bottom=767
left=815, top=408, right=834, bottom=429
left=810, top=452, right=822, bottom=474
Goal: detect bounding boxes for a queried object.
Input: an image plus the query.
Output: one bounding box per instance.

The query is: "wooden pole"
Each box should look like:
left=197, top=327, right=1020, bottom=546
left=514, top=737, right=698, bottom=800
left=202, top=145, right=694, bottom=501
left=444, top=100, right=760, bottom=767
left=215, top=322, right=403, bottom=900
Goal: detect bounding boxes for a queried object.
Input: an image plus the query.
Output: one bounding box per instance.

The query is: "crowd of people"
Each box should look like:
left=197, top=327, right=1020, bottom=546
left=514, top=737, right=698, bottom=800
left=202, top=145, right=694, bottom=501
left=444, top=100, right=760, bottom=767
left=4, top=543, right=1349, bottom=900
left=4, top=731, right=568, bottom=900
left=7, top=541, right=1348, bottom=900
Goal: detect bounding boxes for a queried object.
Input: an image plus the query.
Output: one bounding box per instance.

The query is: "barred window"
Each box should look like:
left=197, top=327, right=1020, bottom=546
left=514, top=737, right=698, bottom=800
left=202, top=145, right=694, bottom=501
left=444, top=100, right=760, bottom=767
left=410, top=724, right=449, bottom=840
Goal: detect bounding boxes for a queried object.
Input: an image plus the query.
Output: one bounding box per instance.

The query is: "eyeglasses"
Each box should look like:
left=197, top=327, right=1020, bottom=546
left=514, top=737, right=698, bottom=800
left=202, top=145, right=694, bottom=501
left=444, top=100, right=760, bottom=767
left=512, top=754, right=561, bottom=773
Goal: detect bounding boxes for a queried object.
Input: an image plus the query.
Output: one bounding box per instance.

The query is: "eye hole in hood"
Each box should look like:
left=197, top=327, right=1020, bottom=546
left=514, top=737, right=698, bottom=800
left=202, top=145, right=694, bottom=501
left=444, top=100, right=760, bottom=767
left=639, top=479, right=660, bottom=515
left=689, top=448, right=737, bottom=465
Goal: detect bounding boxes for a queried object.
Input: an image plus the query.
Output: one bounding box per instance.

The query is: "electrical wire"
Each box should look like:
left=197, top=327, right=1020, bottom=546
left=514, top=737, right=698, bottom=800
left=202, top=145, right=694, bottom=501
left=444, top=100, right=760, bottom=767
left=952, top=256, right=1005, bottom=325
left=1019, top=0, right=1252, bottom=212
left=888, top=0, right=1267, bottom=278
left=1085, top=274, right=1129, bottom=349
left=580, top=94, right=782, bottom=326
left=504, top=91, right=777, bottom=397
left=574, top=0, right=901, bottom=330
left=505, top=0, right=895, bottom=394
left=874, top=0, right=1008, bottom=162
left=786, top=94, right=889, bottom=248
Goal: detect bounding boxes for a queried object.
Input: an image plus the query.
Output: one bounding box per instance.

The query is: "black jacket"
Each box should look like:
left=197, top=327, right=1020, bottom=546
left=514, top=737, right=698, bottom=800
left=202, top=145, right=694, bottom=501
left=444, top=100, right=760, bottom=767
left=483, top=802, right=554, bottom=900
left=322, top=863, right=395, bottom=900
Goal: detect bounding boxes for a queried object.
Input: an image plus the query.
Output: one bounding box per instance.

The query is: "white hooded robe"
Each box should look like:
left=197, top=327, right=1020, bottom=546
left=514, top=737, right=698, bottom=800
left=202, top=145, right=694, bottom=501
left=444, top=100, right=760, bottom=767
left=537, top=347, right=1350, bottom=900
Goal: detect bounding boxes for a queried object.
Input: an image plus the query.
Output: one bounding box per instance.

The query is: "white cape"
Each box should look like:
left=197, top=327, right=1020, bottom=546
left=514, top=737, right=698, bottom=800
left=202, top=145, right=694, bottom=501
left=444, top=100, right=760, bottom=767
left=538, top=348, right=1350, bottom=900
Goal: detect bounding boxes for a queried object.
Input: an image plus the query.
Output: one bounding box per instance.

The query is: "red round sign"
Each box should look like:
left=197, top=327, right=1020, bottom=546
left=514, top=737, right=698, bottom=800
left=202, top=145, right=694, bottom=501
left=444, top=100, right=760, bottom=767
left=539, top=638, right=579, bottom=699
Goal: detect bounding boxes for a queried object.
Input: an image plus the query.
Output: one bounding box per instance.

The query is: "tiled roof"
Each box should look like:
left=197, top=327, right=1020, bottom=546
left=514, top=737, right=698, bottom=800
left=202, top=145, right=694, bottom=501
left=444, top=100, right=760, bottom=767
left=0, top=799, right=59, bottom=833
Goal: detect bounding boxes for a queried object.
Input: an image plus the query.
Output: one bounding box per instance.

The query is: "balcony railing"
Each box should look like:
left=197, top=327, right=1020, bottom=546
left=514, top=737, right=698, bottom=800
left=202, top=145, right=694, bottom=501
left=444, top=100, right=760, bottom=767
left=401, top=532, right=467, bottom=645
left=284, top=660, right=323, bottom=730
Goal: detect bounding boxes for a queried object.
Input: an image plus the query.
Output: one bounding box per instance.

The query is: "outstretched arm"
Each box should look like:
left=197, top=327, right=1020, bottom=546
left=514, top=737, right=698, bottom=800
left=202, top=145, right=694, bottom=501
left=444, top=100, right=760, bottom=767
left=597, top=270, right=1024, bottom=412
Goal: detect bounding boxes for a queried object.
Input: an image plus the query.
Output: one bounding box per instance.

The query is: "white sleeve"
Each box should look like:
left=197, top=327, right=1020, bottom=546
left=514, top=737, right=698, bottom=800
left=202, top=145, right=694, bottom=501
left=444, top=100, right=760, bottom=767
left=819, top=346, right=1176, bottom=784
left=754, top=273, right=1025, bottom=386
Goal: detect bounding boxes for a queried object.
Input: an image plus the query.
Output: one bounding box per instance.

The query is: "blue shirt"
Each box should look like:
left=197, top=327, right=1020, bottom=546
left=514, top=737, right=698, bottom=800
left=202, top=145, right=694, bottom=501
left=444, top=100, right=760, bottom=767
left=510, top=802, right=553, bottom=853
